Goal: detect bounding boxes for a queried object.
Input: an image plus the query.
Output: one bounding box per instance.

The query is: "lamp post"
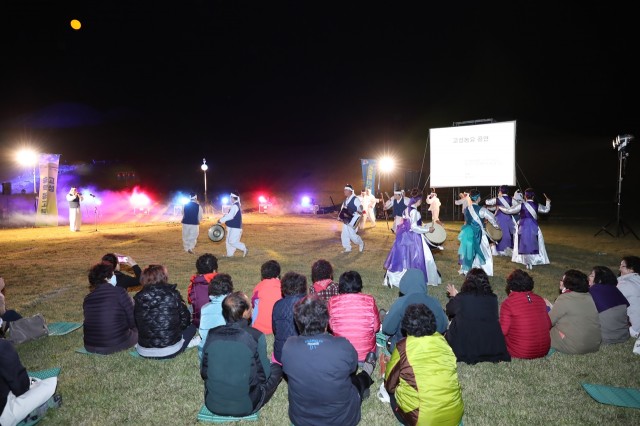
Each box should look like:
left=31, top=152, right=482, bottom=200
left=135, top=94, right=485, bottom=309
left=201, top=158, right=209, bottom=209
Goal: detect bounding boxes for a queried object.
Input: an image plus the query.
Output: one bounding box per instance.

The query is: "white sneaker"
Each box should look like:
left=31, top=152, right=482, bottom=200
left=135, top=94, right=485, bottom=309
left=377, top=382, right=390, bottom=403
left=359, top=241, right=365, bottom=252
left=187, top=335, right=202, bottom=348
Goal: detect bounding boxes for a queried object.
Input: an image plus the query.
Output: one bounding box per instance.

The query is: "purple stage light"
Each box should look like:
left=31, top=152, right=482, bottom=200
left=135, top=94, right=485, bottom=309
left=300, top=196, right=311, bottom=206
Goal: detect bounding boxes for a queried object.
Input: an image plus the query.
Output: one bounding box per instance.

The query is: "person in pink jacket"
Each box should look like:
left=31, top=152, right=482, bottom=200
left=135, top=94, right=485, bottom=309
left=328, top=270, right=381, bottom=362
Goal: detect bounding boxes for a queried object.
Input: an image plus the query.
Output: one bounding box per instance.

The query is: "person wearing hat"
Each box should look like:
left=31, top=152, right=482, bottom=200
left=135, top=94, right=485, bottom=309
left=383, top=189, right=410, bottom=233
left=484, top=185, right=517, bottom=256
left=182, top=193, right=203, bottom=254
left=66, top=187, right=84, bottom=232
left=218, top=192, right=247, bottom=257
left=339, top=184, right=365, bottom=253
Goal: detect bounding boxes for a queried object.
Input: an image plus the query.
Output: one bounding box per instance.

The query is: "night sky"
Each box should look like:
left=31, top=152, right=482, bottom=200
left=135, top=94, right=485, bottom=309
left=1, top=2, right=638, bottom=215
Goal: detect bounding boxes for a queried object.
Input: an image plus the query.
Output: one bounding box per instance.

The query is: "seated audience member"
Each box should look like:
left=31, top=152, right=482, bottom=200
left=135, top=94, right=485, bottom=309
left=198, top=273, right=233, bottom=359
left=545, top=269, right=601, bottom=354
left=308, top=259, right=339, bottom=302
left=83, top=263, right=138, bottom=355
left=282, top=296, right=377, bottom=426
left=328, top=271, right=381, bottom=362
left=589, top=266, right=630, bottom=344
left=272, top=271, right=308, bottom=364
left=617, top=255, right=640, bottom=338
left=187, top=253, right=219, bottom=327
left=251, top=260, right=282, bottom=334
left=385, top=304, right=464, bottom=426
left=0, top=277, right=22, bottom=331
left=134, top=264, right=197, bottom=359
left=381, top=268, right=448, bottom=353
left=445, top=268, right=511, bottom=364
left=101, top=253, right=141, bottom=290
left=201, top=292, right=282, bottom=417
left=499, top=269, right=551, bottom=359
left=1, top=339, right=61, bottom=426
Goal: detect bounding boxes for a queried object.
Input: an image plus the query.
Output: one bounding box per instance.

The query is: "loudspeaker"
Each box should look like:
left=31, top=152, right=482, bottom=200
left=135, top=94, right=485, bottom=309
left=2, top=182, right=11, bottom=195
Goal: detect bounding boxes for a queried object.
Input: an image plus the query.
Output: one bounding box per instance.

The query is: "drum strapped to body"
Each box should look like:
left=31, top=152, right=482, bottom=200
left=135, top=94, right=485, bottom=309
left=338, top=208, right=362, bottom=230
left=208, top=224, right=226, bottom=242
left=485, top=223, right=502, bottom=243
left=425, top=222, right=447, bottom=245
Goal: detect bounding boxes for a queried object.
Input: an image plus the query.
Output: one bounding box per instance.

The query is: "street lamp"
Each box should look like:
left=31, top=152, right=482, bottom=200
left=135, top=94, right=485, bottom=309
left=201, top=158, right=208, bottom=209
left=16, top=149, right=38, bottom=194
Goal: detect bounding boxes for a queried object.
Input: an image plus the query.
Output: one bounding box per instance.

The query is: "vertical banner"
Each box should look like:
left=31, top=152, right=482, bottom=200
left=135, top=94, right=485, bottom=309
left=35, top=153, right=61, bottom=227
left=361, top=159, right=377, bottom=192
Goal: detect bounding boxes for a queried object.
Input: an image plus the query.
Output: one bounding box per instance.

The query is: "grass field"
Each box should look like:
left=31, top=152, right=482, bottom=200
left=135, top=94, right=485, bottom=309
left=2, top=212, right=640, bottom=425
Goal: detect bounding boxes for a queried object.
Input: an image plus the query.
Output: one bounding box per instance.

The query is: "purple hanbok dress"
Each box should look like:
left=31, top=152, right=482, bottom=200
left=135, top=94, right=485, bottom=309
left=485, top=195, right=516, bottom=254
left=501, top=200, right=551, bottom=267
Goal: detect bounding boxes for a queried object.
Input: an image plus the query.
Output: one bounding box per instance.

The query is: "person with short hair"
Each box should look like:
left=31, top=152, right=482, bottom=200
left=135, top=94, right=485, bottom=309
left=308, top=259, right=339, bottom=302
left=499, top=269, right=551, bottom=359
left=201, top=292, right=283, bottom=417
left=187, top=253, right=218, bottom=328
left=181, top=193, right=203, bottom=254
left=251, top=260, right=282, bottom=334
left=385, top=304, right=464, bottom=426
left=65, top=187, right=83, bottom=232
left=339, top=184, right=365, bottom=252
left=328, top=271, right=380, bottom=362
left=484, top=185, right=517, bottom=256
left=617, top=255, right=640, bottom=338
left=544, top=270, right=601, bottom=354
left=100, top=253, right=141, bottom=289
left=218, top=192, right=247, bottom=257
left=198, top=273, right=233, bottom=359
left=134, top=264, right=196, bottom=359
left=445, top=268, right=511, bottom=364
left=282, top=296, right=377, bottom=426
left=589, top=266, right=630, bottom=344
left=272, top=271, right=308, bottom=364
left=83, top=263, right=138, bottom=355
left=457, top=189, right=500, bottom=276
left=384, top=189, right=410, bottom=233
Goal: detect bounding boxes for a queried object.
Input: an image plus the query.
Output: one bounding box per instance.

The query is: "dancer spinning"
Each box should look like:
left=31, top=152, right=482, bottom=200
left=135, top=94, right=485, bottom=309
left=484, top=185, right=517, bottom=256
left=384, top=188, right=441, bottom=287
left=457, top=189, right=500, bottom=276
left=499, top=188, right=550, bottom=270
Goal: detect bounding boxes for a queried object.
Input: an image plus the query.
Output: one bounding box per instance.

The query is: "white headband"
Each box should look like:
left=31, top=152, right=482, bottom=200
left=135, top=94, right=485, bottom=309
left=344, top=186, right=354, bottom=192
left=393, top=190, right=402, bottom=195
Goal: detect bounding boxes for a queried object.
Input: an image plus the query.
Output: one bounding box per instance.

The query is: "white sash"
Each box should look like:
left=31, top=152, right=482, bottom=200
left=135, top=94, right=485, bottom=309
left=523, top=201, right=538, bottom=220
left=498, top=196, right=510, bottom=209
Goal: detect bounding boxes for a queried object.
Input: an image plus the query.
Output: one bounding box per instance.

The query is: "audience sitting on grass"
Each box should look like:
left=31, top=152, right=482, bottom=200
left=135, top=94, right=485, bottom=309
left=134, top=264, right=197, bottom=359
left=187, top=253, right=219, bottom=328
left=545, top=269, right=601, bottom=354
left=381, top=268, right=448, bottom=354
left=251, top=260, right=282, bottom=334
left=198, top=273, right=233, bottom=359
left=445, top=268, right=511, bottom=364
left=0, top=339, right=62, bottom=426
left=101, top=253, right=141, bottom=290
left=282, top=295, right=377, bottom=426
left=617, top=255, right=640, bottom=339
left=328, top=270, right=381, bottom=363
left=201, top=291, right=283, bottom=417
left=589, top=266, right=630, bottom=344
left=0, top=277, right=22, bottom=333
left=83, top=263, right=138, bottom=355
left=384, top=304, right=464, bottom=426
left=308, top=259, right=339, bottom=302
left=272, top=271, right=308, bottom=364
left=499, top=269, right=551, bottom=359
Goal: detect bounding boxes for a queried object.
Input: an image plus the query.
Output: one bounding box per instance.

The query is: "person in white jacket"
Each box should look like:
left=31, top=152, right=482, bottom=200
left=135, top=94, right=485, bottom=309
left=617, top=255, right=640, bottom=338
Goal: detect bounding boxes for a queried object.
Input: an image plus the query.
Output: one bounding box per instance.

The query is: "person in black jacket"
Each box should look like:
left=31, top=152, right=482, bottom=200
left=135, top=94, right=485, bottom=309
left=101, top=253, right=141, bottom=290
left=134, top=264, right=196, bottom=359
left=83, top=263, right=137, bottom=355
left=272, top=271, right=307, bottom=364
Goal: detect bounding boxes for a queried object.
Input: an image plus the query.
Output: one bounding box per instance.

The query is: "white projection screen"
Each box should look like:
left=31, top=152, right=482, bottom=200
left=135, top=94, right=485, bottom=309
left=429, top=121, right=516, bottom=187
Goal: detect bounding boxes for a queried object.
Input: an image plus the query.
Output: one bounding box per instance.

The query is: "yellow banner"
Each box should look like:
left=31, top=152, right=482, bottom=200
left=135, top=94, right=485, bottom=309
left=35, top=154, right=61, bottom=227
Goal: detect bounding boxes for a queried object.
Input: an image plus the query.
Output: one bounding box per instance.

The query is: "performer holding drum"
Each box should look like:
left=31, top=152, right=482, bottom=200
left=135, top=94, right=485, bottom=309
left=484, top=185, right=517, bottom=256
left=383, top=188, right=442, bottom=288
left=338, top=184, right=365, bottom=253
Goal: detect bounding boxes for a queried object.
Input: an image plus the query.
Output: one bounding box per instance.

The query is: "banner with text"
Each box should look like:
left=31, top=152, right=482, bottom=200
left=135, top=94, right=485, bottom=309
left=360, top=159, right=377, bottom=193
left=35, top=153, right=61, bottom=227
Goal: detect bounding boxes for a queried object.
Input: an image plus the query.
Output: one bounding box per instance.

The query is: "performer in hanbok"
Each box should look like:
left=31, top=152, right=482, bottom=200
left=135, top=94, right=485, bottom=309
left=499, top=188, right=550, bottom=270
left=426, top=188, right=442, bottom=224
left=457, top=189, right=500, bottom=276
left=383, top=189, right=441, bottom=287
left=484, top=185, right=516, bottom=256
left=383, top=189, right=410, bottom=233
left=339, top=184, right=364, bottom=253
left=359, top=188, right=380, bottom=229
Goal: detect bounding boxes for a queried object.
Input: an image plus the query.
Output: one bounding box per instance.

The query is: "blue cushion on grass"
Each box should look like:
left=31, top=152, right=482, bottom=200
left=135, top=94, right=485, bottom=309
left=197, top=405, right=259, bottom=422
left=47, top=322, right=82, bottom=336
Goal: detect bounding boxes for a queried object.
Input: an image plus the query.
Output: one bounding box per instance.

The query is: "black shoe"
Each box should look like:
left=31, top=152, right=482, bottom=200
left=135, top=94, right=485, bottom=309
left=362, top=387, right=371, bottom=400
left=362, top=351, right=377, bottom=377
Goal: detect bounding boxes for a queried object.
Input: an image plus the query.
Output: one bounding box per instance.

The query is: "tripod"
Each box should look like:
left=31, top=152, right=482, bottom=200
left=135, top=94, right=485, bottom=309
left=595, top=145, right=639, bottom=239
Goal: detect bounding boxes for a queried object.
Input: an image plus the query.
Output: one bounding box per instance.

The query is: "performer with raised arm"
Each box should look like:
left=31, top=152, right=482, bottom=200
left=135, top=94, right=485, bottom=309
left=383, top=189, right=410, bottom=233
left=338, top=184, right=364, bottom=253
left=499, top=188, right=551, bottom=270
left=426, top=188, right=442, bottom=224
left=484, top=185, right=517, bottom=256
left=359, top=188, right=380, bottom=229
left=384, top=188, right=441, bottom=287
left=457, top=189, right=501, bottom=276
left=66, top=187, right=84, bottom=232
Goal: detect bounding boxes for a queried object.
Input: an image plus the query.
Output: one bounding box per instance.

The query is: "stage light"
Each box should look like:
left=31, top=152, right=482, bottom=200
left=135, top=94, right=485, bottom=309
left=258, top=195, right=267, bottom=204
left=201, top=159, right=208, bottom=208
left=612, top=134, right=634, bottom=151
left=179, top=196, right=190, bottom=205
left=221, top=196, right=229, bottom=205
left=130, top=191, right=151, bottom=209
left=300, top=196, right=311, bottom=206
left=70, top=19, right=82, bottom=30
left=379, top=156, right=396, bottom=173
left=16, top=149, right=38, bottom=194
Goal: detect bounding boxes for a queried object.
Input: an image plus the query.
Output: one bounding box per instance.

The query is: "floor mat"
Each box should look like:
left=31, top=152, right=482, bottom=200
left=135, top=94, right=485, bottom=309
left=75, top=348, right=106, bottom=356
left=197, top=405, right=259, bottom=423
left=47, top=322, right=82, bottom=336
left=27, top=368, right=61, bottom=379
left=582, top=383, right=640, bottom=409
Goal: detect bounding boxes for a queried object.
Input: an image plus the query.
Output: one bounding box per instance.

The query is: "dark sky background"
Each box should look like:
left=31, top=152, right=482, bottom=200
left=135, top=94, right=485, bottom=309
left=1, top=1, right=638, bottom=217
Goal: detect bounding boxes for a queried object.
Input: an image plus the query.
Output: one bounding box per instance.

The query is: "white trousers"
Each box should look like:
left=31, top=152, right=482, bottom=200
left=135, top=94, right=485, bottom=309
left=341, top=223, right=363, bottom=251
left=226, top=227, right=246, bottom=256
left=0, top=377, right=57, bottom=426
left=182, top=224, right=200, bottom=251
left=69, top=207, right=81, bottom=231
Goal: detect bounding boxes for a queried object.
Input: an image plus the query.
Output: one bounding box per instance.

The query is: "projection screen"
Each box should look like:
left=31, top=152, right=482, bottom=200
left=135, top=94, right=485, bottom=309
left=429, top=121, right=516, bottom=187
